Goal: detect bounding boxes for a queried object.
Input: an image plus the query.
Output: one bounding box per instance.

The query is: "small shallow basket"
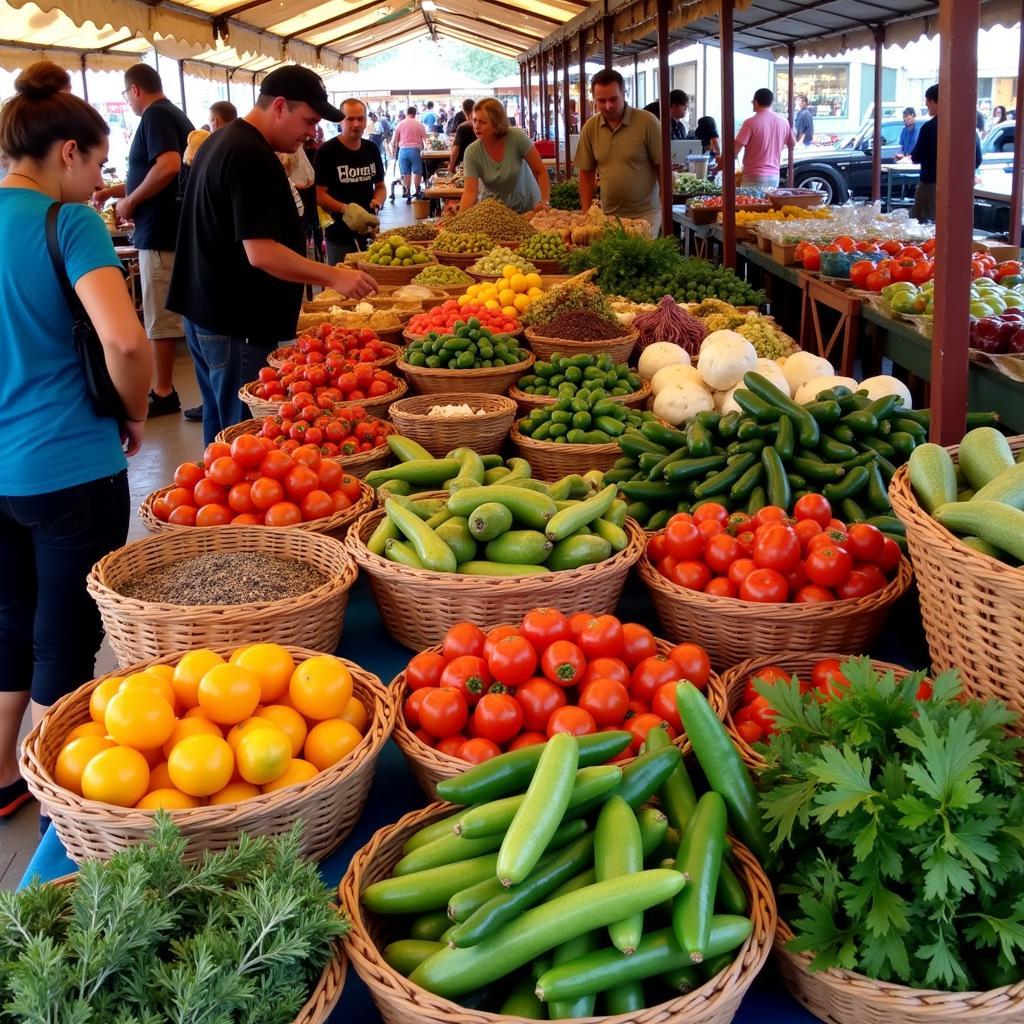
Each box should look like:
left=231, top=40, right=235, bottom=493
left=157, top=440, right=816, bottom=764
left=387, top=393, right=516, bottom=456
left=638, top=552, right=913, bottom=671
left=889, top=436, right=1024, bottom=725
left=345, top=510, right=645, bottom=650
left=509, top=422, right=621, bottom=482
left=139, top=478, right=374, bottom=540
left=19, top=645, right=395, bottom=864
left=341, top=803, right=777, bottom=1024
left=391, top=635, right=728, bottom=798
left=719, top=652, right=913, bottom=772
left=396, top=352, right=534, bottom=396
left=430, top=247, right=489, bottom=267
left=87, top=525, right=357, bottom=665
left=509, top=379, right=651, bottom=414
left=524, top=326, right=638, bottom=364
left=774, top=918, right=1024, bottom=1024
left=214, top=419, right=391, bottom=479
left=357, top=258, right=438, bottom=285
left=267, top=343, right=400, bottom=371
left=239, top=378, right=408, bottom=419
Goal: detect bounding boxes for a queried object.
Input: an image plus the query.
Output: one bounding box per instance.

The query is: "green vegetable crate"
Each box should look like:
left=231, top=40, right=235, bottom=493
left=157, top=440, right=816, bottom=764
left=340, top=801, right=777, bottom=1024
left=511, top=424, right=624, bottom=482
left=397, top=351, right=535, bottom=396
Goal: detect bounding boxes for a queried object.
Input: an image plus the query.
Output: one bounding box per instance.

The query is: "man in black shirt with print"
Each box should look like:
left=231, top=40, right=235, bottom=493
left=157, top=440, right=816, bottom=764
left=168, top=66, right=377, bottom=446
left=315, top=98, right=386, bottom=265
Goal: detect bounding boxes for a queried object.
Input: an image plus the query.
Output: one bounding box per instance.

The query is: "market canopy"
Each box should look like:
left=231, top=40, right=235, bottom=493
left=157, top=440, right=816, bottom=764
left=323, top=61, right=482, bottom=95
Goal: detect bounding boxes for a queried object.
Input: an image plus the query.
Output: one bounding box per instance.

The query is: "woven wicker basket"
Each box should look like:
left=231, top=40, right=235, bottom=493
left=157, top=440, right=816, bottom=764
left=239, top=379, right=408, bottom=419
left=402, top=326, right=525, bottom=347
left=524, top=327, right=639, bottom=364
left=515, top=256, right=565, bottom=274
left=139, top=478, right=374, bottom=540
left=774, top=919, right=1024, bottom=1024
left=213, top=419, right=391, bottom=479
left=387, top=393, right=516, bottom=456
left=396, top=353, right=534, bottom=396
left=340, top=803, right=777, bottom=1024
left=430, top=248, right=488, bottom=267
left=392, top=635, right=729, bottom=798
left=509, top=422, right=622, bottom=482
left=267, top=344, right=400, bottom=371
left=719, top=652, right=913, bottom=772
left=86, top=527, right=356, bottom=665
left=20, top=645, right=395, bottom=864
left=357, top=259, right=438, bottom=285
left=345, top=511, right=645, bottom=650
left=889, top=438, right=1024, bottom=723
left=638, top=552, right=913, bottom=671
left=509, top=379, right=652, bottom=415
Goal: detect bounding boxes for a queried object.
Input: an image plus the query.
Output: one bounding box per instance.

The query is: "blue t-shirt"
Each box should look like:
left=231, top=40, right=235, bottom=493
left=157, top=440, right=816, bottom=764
left=0, top=189, right=126, bottom=495
left=898, top=122, right=921, bottom=155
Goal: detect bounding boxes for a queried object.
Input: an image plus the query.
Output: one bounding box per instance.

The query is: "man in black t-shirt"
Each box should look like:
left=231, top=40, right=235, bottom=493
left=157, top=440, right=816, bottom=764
left=448, top=99, right=478, bottom=174
left=168, top=66, right=377, bottom=446
left=94, top=63, right=192, bottom=417
left=315, top=98, right=386, bottom=265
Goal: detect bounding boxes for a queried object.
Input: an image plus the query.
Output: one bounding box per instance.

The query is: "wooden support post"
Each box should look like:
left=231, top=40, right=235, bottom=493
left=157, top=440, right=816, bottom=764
left=656, top=0, right=672, bottom=236
left=602, top=14, right=613, bottom=68
left=1009, top=0, right=1024, bottom=245
left=526, top=59, right=534, bottom=139
left=786, top=44, right=794, bottom=186
left=178, top=60, right=188, bottom=117
left=520, top=62, right=527, bottom=133
left=553, top=44, right=561, bottom=179
left=872, top=25, right=885, bottom=203
left=563, top=40, right=573, bottom=177
left=720, top=0, right=736, bottom=269
left=540, top=50, right=548, bottom=144
left=578, top=28, right=587, bottom=124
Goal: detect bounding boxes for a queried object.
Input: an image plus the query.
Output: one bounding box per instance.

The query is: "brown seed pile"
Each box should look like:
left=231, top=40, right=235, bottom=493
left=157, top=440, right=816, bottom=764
left=532, top=310, right=626, bottom=340
left=443, top=198, right=536, bottom=241
left=119, top=552, right=329, bottom=606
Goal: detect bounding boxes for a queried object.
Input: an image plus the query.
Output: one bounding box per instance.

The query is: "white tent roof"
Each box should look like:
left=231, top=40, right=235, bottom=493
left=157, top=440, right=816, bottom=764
left=324, top=61, right=482, bottom=94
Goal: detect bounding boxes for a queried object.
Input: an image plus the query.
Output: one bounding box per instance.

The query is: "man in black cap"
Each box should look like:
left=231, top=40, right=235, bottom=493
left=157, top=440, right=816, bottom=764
left=168, top=65, right=378, bottom=445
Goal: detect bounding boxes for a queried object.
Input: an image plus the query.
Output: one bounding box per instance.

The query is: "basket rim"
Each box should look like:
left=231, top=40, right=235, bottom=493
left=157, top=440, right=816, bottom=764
left=387, top=392, right=518, bottom=421
left=509, top=420, right=621, bottom=456
left=395, top=351, right=535, bottom=380
left=523, top=325, right=639, bottom=347
left=509, top=379, right=651, bottom=407
left=239, top=377, right=407, bottom=409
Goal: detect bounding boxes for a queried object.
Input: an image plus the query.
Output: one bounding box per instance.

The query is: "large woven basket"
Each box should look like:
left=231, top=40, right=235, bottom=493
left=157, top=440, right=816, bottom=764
left=340, top=803, right=776, bottom=1024
left=239, top=378, right=408, bottom=419
left=638, top=552, right=913, bottom=671
left=345, top=510, right=645, bottom=650
left=391, top=635, right=729, bottom=799
left=509, top=379, right=651, bottom=414
left=19, top=645, right=395, bottom=864
left=86, top=527, right=357, bottom=665
left=213, top=419, right=391, bottom=479
left=525, top=326, right=639, bottom=364
left=774, top=919, right=1024, bottom=1024
left=357, top=258, right=438, bottom=285
left=139, top=478, right=374, bottom=540
left=267, top=344, right=400, bottom=371
left=889, top=438, right=1024, bottom=723
left=719, top=652, right=913, bottom=773
left=387, top=393, right=516, bottom=456
left=396, top=353, right=534, bottom=396
left=509, top=422, right=622, bottom=482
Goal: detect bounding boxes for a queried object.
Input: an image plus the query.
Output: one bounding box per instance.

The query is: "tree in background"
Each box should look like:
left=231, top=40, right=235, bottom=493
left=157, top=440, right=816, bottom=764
left=360, top=39, right=516, bottom=84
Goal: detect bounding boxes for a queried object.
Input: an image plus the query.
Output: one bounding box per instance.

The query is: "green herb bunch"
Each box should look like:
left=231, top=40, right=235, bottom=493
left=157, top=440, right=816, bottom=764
left=0, top=815, right=348, bottom=1024
left=757, top=658, right=1024, bottom=992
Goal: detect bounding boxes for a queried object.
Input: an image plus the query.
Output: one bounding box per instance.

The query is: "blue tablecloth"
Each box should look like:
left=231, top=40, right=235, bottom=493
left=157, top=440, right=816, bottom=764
left=21, top=574, right=928, bottom=1022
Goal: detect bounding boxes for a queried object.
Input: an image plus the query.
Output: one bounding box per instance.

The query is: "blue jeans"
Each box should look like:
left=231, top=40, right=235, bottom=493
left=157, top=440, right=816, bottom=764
left=184, top=319, right=277, bottom=445
left=0, top=471, right=129, bottom=705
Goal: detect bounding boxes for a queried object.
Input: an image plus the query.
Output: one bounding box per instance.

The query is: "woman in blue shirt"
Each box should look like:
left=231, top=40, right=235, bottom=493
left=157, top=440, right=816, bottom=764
left=0, top=61, right=151, bottom=819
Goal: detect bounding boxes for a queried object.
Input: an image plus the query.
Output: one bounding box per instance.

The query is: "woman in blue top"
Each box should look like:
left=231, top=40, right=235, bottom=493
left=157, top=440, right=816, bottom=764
left=0, top=61, right=151, bottom=819
left=459, top=98, right=550, bottom=215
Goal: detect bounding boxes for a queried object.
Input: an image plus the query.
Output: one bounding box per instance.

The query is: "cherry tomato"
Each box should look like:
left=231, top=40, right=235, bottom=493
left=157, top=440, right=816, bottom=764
left=193, top=477, right=228, bottom=507
left=264, top=501, right=302, bottom=527
left=436, top=735, right=467, bottom=757
left=792, top=493, right=833, bottom=528
left=196, top=503, right=232, bottom=527
left=752, top=523, right=801, bottom=573
left=541, top=640, right=587, bottom=687
left=736, top=720, right=762, bottom=744
left=403, top=688, right=430, bottom=728
left=580, top=657, right=631, bottom=687
left=747, top=695, right=776, bottom=734
left=546, top=706, right=597, bottom=738
left=508, top=732, right=547, bottom=751
left=916, top=679, right=933, bottom=701
left=647, top=533, right=669, bottom=562
left=727, top=557, right=758, bottom=586
left=578, top=615, right=624, bottom=660
left=203, top=442, right=231, bottom=469
left=793, top=584, right=837, bottom=603
left=515, top=678, right=567, bottom=732
left=836, top=565, right=887, bottom=599
left=578, top=678, right=630, bottom=727
left=742, top=666, right=791, bottom=705
left=406, top=651, right=447, bottom=691
left=458, top=737, right=502, bottom=764
left=620, top=623, right=658, bottom=668
left=486, top=634, right=537, bottom=687
left=804, top=544, right=853, bottom=588
left=626, top=712, right=675, bottom=754
left=812, top=658, right=849, bottom=697
left=249, top=477, right=284, bottom=510
left=693, top=502, right=728, bottom=525
left=845, top=523, right=885, bottom=565
left=631, top=655, right=681, bottom=704
left=419, top=687, right=468, bottom=739
left=650, top=682, right=683, bottom=732
left=167, top=504, right=197, bottom=527
left=519, top=607, right=572, bottom=652
left=876, top=537, right=903, bottom=574
left=473, top=693, right=524, bottom=745
left=442, top=622, right=486, bottom=661
left=667, top=643, right=711, bottom=688
left=439, top=655, right=491, bottom=707
left=702, top=576, right=735, bottom=598
left=673, top=560, right=712, bottom=591
left=664, top=519, right=704, bottom=561
left=739, top=568, right=789, bottom=603
left=174, top=462, right=204, bottom=491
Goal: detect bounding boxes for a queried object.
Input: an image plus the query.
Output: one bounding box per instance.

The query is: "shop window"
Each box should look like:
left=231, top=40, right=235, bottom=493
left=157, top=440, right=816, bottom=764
left=774, top=64, right=850, bottom=120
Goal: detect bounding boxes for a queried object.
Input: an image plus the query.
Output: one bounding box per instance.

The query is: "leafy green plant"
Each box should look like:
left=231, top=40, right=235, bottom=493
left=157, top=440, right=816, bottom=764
left=757, top=658, right=1024, bottom=992
left=0, top=815, right=347, bottom=1023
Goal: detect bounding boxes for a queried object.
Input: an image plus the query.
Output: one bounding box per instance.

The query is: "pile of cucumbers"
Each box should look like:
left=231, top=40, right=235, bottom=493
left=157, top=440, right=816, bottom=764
left=605, top=370, right=1000, bottom=536
left=404, top=320, right=528, bottom=370
left=362, top=686, right=767, bottom=1016
left=517, top=352, right=643, bottom=401
left=518, top=391, right=656, bottom=446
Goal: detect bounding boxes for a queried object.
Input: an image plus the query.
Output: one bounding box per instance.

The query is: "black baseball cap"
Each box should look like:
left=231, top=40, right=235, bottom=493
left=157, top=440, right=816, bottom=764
left=260, top=65, right=342, bottom=121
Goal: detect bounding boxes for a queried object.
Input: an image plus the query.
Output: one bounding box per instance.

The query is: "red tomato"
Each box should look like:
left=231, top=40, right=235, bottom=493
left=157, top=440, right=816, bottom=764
left=793, top=518, right=823, bottom=552
left=793, top=493, right=833, bottom=527
left=228, top=482, right=255, bottom=515
left=264, top=501, right=302, bottom=527
left=697, top=519, right=723, bottom=542
left=751, top=505, right=787, bottom=530
left=578, top=615, right=624, bottom=660
left=647, top=534, right=669, bottom=562
left=866, top=269, right=891, bottom=292
left=473, top=693, right=524, bottom=745
left=812, top=658, right=849, bottom=697
left=752, top=523, right=801, bottom=573
left=846, top=523, right=885, bottom=565
left=620, top=623, right=658, bottom=668
left=418, top=687, right=468, bottom=739
left=832, top=236, right=855, bottom=252
left=515, top=679, right=567, bottom=732
left=849, top=259, right=876, bottom=289
left=734, top=530, right=756, bottom=557
left=519, top=607, right=572, bottom=652
left=508, top=732, right=547, bottom=751
left=457, top=737, right=502, bottom=764
left=693, top=502, right=729, bottom=525
left=578, top=678, right=630, bottom=727
left=230, top=434, right=266, bottom=470
left=784, top=563, right=809, bottom=594
left=804, top=544, right=853, bottom=588
left=705, top=576, right=738, bottom=598
left=151, top=496, right=173, bottom=521
left=403, top=688, right=429, bottom=728
left=249, top=477, right=284, bottom=510
left=284, top=465, right=319, bottom=500
left=195, top=503, right=232, bottom=527
left=727, top=557, right=758, bottom=586
left=568, top=612, right=592, bottom=638
left=836, top=565, right=887, bottom=599
left=487, top=635, right=537, bottom=687
left=442, top=622, right=486, bottom=660
left=174, top=462, right=204, bottom=491
left=793, top=584, right=837, bottom=603
left=739, top=568, right=789, bottom=603
left=546, top=706, right=597, bottom=738
left=742, top=666, right=791, bottom=705
left=317, top=460, right=343, bottom=492
left=705, top=533, right=741, bottom=575
left=911, top=261, right=934, bottom=285
left=259, top=449, right=295, bottom=480
left=164, top=486, right=194, bottom=511
left=482, top=625, right=522, bottom=663
left=626, top=712, right=675, bottom=754
left=876, top=537, right=902, bottom=574
left=916, top=679, right=933, bottom=701
left=897, top=245, right=924, bottom=261
left=440, top=655, right=491, bottom=707
left=436, top=735, right=466, bottom=757
left=168, top=505, right=198, bottom=527
left=747, top=696, right=776, bottom=734
left=736, top=720, right=762, bottom=744
left=650, top=682, right=683, bottom=732
left=667, top=643, right=711, bottom=688
left=673, top=560, right=713, bottom=591
left=802, top=244, right=822, bottom=272
left=203, top=442, right=231, bottom=469
left=338, top=474, right=362, bottom=503
left=193, top=478, right=228, bottom=508
left=631, top=655, right=681, bottom=703
left=657, top=555, right=679, bottom=580
left=405, top=651, right=447, bottom=691
left=299, top=489, right=333, bottom=521
left=580, top=657, right=631, bottom=687
left=541, top=641, right=587, bottom=687
left=664, top=519, right=704, bottom=561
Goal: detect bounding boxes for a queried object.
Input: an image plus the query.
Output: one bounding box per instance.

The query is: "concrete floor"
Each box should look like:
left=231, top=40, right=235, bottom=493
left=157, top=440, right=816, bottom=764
left=0, top=200, right=421, bottom=888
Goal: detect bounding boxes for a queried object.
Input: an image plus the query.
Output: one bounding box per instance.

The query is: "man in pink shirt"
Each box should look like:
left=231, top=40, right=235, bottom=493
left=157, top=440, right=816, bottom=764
left=390, top=105, right=429, bottom=201
left=735, top=88, right=795, bottom=189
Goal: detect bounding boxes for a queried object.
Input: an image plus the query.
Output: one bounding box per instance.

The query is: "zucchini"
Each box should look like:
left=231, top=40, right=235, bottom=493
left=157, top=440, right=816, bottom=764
left=934, top=500, right=1024, bottom=561
left=907, top=444, right=957, bottom=514
left=958, top=427, right=1015, bottom=491
left=972, top=460, right=1024, bottom=508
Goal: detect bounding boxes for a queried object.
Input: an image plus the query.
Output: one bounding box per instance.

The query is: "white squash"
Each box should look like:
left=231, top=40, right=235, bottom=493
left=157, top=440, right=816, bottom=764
left=652, top=382, right=714, bottom=426
left=781, top=351, right=835, bottom=396
left=651, top=363, right=706, bottom=397
left=793, top=374, right=859, bottom=405
left=697, top=331, right=758, bottom=390
left=637, top=342, right=689, bottom=381
left=857, top=375, right=913, bottom=408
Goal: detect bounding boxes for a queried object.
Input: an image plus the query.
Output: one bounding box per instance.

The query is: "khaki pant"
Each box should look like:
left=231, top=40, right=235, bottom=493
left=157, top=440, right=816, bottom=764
left=138, top=249, right=183, bottom=339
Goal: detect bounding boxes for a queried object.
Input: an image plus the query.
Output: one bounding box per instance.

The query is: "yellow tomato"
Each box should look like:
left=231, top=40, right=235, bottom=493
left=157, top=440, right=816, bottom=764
left=88, top=676, right=124, bottom=724
left=466, top=284, right=480, bottom=297
left=483, top=299, right=500, bottom=311
left=502, top=265, right=517, bottom=280
left=509, top=273, right=528, bottom=293
left=225, top=716, right=277, bottom=752
left=163, top=716, right=222, bottom=759
left=303, top=719, right=362, bottom=771
left=255, top=704, right=308, bottom=757
left=501, top=305, right=518, bottom=318
left=209, top=781, right=261, bottom=805
left=289, top=656, right=353, bottom=721
left=138, top=746, right=164, bottom=769
left=81, top=746, right=150, bottom=806
left=229, top=645, right=252, bottom=664
left=65, top=721, right=108, bottom=743
left=146, top=665, right=175, bottom=683
left=136, top=788, right=201, bottom=810
left=235, top=726, right=292, bottom=785
left=457, top=292, right=471, bottom=304
left=527, top=286, right=544, bottom=300
left=55, top=736, right=116, bottom=795
left=119, top=671, right=178, bottom=714
left=172, top=649, right=225, bottom=710
left=167, top=734, right=234, bottom=798
left=232, top=643, right=295, bottom=703
left=104, top=687, right=176, bottom=750
left=197, top=663, right=261, bottom=725
left=338, top=696, right=368, bottom=734
left=525, top=273, right=542, bottom=290
left=513, top=293, right=531, bottom=313
left=498, top=288, right=516, bottom=307
left=261, top=758, right=319, bottom=793
left=148, top=761, right=174, bottom=791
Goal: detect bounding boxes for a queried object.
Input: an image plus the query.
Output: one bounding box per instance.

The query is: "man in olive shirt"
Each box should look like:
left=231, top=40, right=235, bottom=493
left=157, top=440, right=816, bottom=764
left=575, top=69, right=662, bottom=234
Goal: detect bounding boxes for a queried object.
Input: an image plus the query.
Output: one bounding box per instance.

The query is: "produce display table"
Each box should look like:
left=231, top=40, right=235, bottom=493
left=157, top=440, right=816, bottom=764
left=671, top=205, right=719, bottom=260
left=797, top=270, right=862, bottom=376
left=880, top=163, right=919, bottom=212
left=421, top=183, right=464, bottom=215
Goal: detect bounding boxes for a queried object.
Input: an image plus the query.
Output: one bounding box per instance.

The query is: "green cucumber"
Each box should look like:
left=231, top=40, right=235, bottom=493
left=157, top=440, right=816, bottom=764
left=645, top=726, right=697, bottom=833
left=729, top=463, right=764, bottom=503
left=545, top=484, right=618, bottom=541
left=716, top=860, right=749, bottom=915
left=367, top=516, right=400, bottom=555
left=387, top=435, right=435, bottom=462
left=595, top=796, right=644, bottom=954
left=403, top=809, right=469, bottom=853
left=449, top=447, right=486, bottom=484
left=394, top=830, right=507, bottom=876
left=864, top=462, right=891, bottom=513
left=603, top=980, right=646, bottom=1013
left=447, top=485, right=556, bottom=529
left=498, top=974, right=545, bottom=1017
left=934, top=500, right=1024, bottom=561
left=760, top=446, right=791, bottom=510
left=383, top=940, right=444, bottom=976
left=362, top=852, right=501, bottom=914
left=958, top=427, right=1015, bottom=491
left=455, top=561, right=551, bottom=576
left=467, top=502, right=513, bottom=541
left=409, top=910, right=454, bottom=942
left=671, top=791, right=727, bottom=963
left=774, top=414, right=796, bottom=461
left=818, top=435, right=858, bottom=462
left=686, top=420, right=714, bottom=457
left=546, top=534, right=612, bottom=571
left=662, top=456, right=729, bottom=483
left=483, top=466, right=511, bottom=485
left=386, top=499, right=457, bottom=572
left=791, top=456, right=845, bottom=482
left=971, top=460, right=1024, bottom=508
left=384, top=538, right=423, bottom=568
left=549, top=931, right=600, bottom=1019
left=907, top=442, right=958, bottom=514
left=484, top=530, right=553, bottom=565
left=742, top=372, right=818, bottom=446
left=434, top=516, right=476, bottom=564
left=961, top=536, right=1006, bottom=559
left=367, top=457, right=460, bottom=487
left=448, top=876, right=505, bottom=923
left=693, top=453, right=757, bottom=499
left=592, top=517, right=629, bottom=552
left=823, top=465, right=870, bottom=503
